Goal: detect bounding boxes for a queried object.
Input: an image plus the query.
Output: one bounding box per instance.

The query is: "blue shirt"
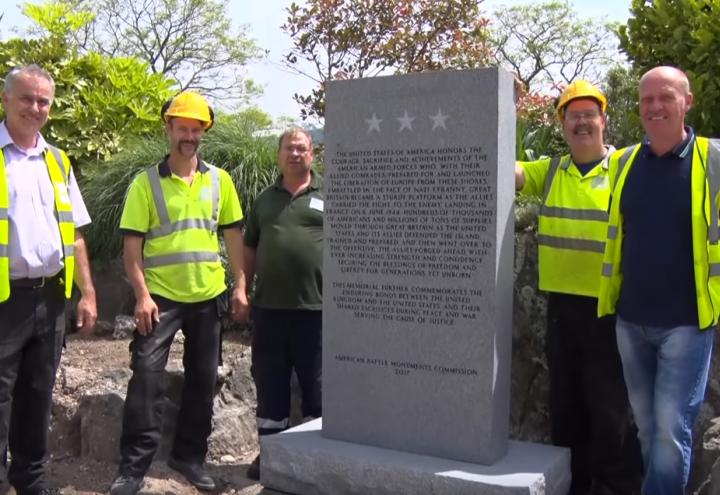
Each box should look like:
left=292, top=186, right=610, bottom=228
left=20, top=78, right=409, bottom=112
left=617, top=127, right=697, bottom=326
left=574, top=157, right=604, bottom=177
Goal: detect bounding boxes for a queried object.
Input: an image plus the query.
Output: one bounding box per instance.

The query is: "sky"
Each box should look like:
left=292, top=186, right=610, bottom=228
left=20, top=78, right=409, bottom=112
left=0, top=0, right=634, bottom=121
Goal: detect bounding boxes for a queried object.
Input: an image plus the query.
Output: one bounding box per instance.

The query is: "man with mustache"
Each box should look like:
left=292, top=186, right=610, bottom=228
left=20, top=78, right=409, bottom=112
left=0, top=64, right=97, bottom=495
left=110, top=91, right=248, bottom=495
left=243, top=127, right=322, bottom=481
left=515, top=81, right=642, bottom=494
left=599, top=66, right=720, bottom=495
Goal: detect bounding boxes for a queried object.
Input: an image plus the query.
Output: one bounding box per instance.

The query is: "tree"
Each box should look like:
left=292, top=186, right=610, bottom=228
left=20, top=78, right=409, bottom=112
left=0, top=1, right=175, bottom=166
left=618, top=0, right=720, bottom=136
left=282, top=0, right=492, bottom=120
left=602, top=64, right=643, bottom=148
left=490, top=1, right=617, bottom=90
left=61, top=0, right=263, bottom=104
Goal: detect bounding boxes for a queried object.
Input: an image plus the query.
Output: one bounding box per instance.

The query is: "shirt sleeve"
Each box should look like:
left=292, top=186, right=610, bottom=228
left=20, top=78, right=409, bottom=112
left=68, top=168, right=92, bottom=228
left=119, top=174, right=151, bottom=234
left=243, top=197, right=260, bottom=248
left=217, top=169, right=244, bottom=228
left=517, top=158, right=551, bottom=198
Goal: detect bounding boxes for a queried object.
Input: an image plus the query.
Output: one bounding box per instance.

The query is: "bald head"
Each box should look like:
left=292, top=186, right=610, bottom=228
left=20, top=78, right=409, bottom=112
left=640, top=66, right=690, bottom=96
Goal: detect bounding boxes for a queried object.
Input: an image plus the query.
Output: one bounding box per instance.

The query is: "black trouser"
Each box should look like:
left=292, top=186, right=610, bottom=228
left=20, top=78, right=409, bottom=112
left=251, top=307, right=322, bottom=436
left=546, top=293, right=643, bottom=495
left=118, top=294, right=223, bottom=477
left=0, top=277, right=65, bottom=494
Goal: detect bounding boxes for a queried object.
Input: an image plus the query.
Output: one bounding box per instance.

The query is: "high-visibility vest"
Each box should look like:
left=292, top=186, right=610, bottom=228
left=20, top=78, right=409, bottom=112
left=141, top=162, right=223, bottom=294
left=0, top=146, right=75, bottom=301
left=598, top=137, right=720, bottom=329
left=519, top=150, right=613, bottom=297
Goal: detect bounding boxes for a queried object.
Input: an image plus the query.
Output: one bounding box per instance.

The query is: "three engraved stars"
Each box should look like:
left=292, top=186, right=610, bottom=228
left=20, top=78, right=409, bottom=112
left=365, top=108, right=449, bottom=133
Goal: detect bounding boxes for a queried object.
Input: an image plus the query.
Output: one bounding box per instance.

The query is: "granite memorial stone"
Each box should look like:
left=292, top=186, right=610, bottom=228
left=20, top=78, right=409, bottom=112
left=322, top=67, right=515, bottom=465
left=260, top=68, right=570, bottom=495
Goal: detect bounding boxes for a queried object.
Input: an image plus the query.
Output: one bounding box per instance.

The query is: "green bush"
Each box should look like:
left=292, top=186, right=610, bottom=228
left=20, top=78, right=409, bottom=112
left=0, top=2, right=175, bottom=168
left=81, top=118, right=280, bottom=261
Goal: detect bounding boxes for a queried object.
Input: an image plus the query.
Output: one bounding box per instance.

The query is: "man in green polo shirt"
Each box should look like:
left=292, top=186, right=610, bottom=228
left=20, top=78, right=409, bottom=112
left=244, top=127, right=323, bottom=481
left=110, top=92, right=248, bottom=495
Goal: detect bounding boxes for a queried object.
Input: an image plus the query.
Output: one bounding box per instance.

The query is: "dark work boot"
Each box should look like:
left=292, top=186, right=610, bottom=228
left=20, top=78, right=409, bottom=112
left=109, top=474, right=143, bottom=495
left=167, top=458, right=215, bottom=491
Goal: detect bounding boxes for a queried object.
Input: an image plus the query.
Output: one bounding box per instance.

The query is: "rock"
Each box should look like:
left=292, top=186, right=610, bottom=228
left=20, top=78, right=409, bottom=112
left=79, top=392, right=125, bottom=462
left=208, top=353, right=258, bottom=459
left=58, top=365, right=87, bottom=393
left=92, top=320, right=115, bottom=337
left=113, top=315, right=136, bottom=340
left=91, top=258, right=134, bottom=321
left=511, top=228, right=550, bottom=443
left=49, top=398, right=80, bottom=457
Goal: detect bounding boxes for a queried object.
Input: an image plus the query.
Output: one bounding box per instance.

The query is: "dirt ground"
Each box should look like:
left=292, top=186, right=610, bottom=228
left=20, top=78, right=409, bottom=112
left=2, top=331, right=277, bottom=495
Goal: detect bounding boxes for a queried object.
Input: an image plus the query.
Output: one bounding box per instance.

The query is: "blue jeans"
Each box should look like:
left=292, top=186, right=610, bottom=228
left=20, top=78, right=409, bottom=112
left=616, top=316, right=714, bottom=495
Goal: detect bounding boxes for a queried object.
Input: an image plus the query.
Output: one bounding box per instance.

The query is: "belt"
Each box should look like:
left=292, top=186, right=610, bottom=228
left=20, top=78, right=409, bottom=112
left=10, top=274, right=62, bottom=289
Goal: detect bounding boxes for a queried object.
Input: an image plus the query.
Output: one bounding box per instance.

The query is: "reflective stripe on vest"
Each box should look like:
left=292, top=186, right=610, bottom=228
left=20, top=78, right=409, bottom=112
left=706, top=140, right=720, bottom=243
left=0, top=146, right=75, bottom=301
left=614, top=145, right=639, bottom=188
left=602, top=262, right=613, bottom=277
left=542, top=156, right=563, bottom=201
left=707, top=139, right=720, bottom=278
left=143, top=162, right=221, bottom=269
left=540, top=205, right=608, bottom=222
left=537, top=234, right=605, bottom=253
left=602, top=145, right=640, bottom=276
left=143, top=251, right=221, bottom=268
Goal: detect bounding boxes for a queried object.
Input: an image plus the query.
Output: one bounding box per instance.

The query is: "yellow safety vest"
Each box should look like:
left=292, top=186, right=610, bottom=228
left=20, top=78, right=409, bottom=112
left=0, top=146, right=75, bottom=301
left=598, top=137, right=720, bottom=329
left=519, top=150, right=612, bottom=297
left=141, top=162, right=223, bottom=299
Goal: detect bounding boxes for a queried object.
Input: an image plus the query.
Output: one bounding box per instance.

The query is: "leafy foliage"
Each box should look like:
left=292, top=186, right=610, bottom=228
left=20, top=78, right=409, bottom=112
left=0, top=1, right=175, bottom=167
left=81, top=118, right=281, bottom=260
left=282, top=0, right=492, bottom=119
left=516, top=89, right=565, bottom=161
left=490, top=1, right=617, bottom=90
left=64, top=0, right=264, bottom=104
left=618, top=0, right=720, bottom=135
left=602, top=64, right=643, bottom=148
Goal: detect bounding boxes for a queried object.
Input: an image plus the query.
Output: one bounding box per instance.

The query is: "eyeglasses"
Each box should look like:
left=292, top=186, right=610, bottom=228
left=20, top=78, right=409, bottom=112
left=565, top=110, right=601, bottom=122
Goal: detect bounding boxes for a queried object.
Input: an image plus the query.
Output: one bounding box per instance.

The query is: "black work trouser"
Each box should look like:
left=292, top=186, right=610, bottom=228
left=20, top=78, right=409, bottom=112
left=118, top=293, right=223, bottom=477
left=0, top=278, right=65, bottom=494
left=251, top=307, right=322, bottom=436
left=546, top=292, right=643, bottom=495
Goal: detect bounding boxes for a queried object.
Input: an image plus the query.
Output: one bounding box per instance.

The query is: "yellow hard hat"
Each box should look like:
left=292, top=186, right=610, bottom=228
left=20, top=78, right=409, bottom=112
left=556, top=80, right=607, bottom=121
left=161, top=91, right=214, bottom=130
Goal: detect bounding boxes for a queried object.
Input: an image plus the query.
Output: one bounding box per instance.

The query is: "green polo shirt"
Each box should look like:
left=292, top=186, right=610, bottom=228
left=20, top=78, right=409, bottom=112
left=244, top=173, right=323, bottom=310
left=120, top=157, right=243, bottom=303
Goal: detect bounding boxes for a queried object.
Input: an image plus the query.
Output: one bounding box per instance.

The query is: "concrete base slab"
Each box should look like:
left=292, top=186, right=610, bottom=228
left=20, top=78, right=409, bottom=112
left=261, top=419, right=570, bottom=495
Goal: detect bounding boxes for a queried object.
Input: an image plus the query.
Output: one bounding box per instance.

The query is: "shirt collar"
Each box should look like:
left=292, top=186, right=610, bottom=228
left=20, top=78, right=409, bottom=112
left=0, top=121, right=47, bottom=157
left=273, top=170, right=321, bottom=191
left=642, top=126, right=695, bottom=158
left=158, top=154, right=209, bottom=178
left=563, top=144, right=615, bottom=171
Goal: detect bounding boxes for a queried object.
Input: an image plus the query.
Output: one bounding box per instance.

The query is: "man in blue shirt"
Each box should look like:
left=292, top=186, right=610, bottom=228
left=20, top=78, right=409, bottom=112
left=598, top=66, right=719, bottom=495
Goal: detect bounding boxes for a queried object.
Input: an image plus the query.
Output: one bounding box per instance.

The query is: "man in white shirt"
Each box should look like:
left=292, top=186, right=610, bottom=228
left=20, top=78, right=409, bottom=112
left=0, top=64, right=97, bottom=495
